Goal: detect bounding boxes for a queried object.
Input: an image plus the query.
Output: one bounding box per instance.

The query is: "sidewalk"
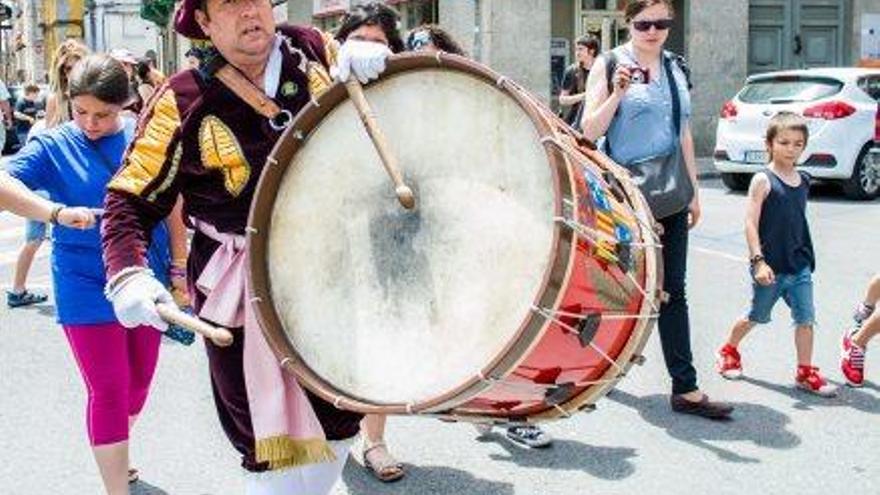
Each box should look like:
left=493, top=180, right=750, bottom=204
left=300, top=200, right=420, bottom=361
left=697, top=156, right=720, bottom=179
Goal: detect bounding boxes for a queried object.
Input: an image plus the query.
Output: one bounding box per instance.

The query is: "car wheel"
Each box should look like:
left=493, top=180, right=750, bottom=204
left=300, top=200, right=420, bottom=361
left=721, top=172, right=751, bottom=192
left=842, top=144, right=880, bottom=200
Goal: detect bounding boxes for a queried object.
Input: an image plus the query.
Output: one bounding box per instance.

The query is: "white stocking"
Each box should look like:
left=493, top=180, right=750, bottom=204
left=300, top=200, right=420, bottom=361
left=244, top=438, right=355, bottom=495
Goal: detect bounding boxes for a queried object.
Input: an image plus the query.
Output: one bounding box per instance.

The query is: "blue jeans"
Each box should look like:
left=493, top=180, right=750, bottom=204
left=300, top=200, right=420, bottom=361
left=747, top=267, right=815, bottom=326
left=24, top=190, right=48, bottom=243
left=25, top=220, right=47, bottom=243
left=658, top=210, right=698, bottom=395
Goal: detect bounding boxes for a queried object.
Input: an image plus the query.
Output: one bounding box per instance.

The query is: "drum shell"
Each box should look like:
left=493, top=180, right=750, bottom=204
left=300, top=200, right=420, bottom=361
left=247, top=53, right=660, bottom=421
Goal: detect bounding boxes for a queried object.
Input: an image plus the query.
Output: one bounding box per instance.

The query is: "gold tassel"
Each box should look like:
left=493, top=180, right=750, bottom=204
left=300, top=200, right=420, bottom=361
left=255, top=436, right=337, bottom=470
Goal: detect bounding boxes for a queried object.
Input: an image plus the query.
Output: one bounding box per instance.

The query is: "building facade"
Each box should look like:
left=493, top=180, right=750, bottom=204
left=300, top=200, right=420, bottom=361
left=84, top=0, right=161, bottom=58
left=292, top=0, right=880, bottom=155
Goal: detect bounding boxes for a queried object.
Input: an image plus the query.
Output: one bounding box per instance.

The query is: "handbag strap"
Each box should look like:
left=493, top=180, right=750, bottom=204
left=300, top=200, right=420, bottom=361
left=664, top=53, right=682, bottom=138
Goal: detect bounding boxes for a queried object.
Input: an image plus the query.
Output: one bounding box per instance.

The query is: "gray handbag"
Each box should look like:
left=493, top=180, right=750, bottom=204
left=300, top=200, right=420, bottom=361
left=606, top=54, right=694, bottom=219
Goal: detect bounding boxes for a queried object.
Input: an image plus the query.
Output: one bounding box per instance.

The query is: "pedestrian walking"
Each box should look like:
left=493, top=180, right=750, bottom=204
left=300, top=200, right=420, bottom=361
left=100, top=0, right=388, bottom=492
left=841, top=274, right=880, bottom=387
left=45, top=39, right=89, bottom=128
left=335, top=3, right=413, bottom=481
left=3, top=54, right=182, bottom=494
left=581, top=0, right=733, bottom=419
left=715, top=112, right=835, bottom=397
left=0, top=77, right=13, bottom=154
left=559, top=35, right=599, bottom=130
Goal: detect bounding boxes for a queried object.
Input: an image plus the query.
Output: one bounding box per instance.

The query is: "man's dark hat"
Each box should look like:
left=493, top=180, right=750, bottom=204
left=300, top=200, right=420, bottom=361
left=174, top=0, right=208, bottom=40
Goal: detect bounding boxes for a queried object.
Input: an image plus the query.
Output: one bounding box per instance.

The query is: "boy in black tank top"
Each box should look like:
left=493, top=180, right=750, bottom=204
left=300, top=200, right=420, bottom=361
left=715, top=112, right=836, bottom=397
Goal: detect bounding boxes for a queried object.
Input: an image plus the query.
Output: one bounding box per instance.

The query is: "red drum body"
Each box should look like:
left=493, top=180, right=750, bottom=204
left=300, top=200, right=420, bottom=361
left=248, top=53, right=661, bottom=423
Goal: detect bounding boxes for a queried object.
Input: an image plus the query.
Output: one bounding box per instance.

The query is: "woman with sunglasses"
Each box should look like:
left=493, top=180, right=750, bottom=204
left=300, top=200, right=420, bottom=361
left=334, top=2, right=409, bottom=483
left=581, top=0, right=733, bottom=419
left=406, top=24, right=465, bottom=56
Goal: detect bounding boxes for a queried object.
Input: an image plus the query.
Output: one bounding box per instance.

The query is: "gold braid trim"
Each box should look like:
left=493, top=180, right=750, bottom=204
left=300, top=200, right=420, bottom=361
left=255, top=436, right=336, bottom=470
left=319, top=30, right=339, bottom=68
left=109, top=89, right=181, bottom=197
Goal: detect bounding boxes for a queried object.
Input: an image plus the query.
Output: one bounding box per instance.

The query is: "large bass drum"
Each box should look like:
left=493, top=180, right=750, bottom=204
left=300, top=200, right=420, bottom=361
left=247, top=53, right=661, bottom=423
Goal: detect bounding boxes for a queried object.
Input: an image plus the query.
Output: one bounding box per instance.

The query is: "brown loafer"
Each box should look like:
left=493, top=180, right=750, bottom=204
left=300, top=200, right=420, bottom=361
left=671, top=394, right=734, bottom=420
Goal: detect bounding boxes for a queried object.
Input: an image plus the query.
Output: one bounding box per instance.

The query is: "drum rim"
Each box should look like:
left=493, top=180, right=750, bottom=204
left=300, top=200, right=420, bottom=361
left=246, top=52, right=575, bottom=414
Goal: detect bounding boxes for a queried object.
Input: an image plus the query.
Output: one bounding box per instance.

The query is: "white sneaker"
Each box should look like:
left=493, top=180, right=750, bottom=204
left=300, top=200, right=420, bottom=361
left=505, top=425, right=553, bottom=448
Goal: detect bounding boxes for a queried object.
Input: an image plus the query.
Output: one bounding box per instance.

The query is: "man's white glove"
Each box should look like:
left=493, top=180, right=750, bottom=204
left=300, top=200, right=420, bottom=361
left=333, top=40, right=392, bottom=84
left=105, top=268, right=173, bottom=331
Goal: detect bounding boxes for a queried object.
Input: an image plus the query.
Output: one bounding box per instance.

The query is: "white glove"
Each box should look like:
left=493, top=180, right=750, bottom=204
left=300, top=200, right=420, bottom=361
left=105, top=268, right=173, bottom=331
left=334, top=40, right=392, bottom=84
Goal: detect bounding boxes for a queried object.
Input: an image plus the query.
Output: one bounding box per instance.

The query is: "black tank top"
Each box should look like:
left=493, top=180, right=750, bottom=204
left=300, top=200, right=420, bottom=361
left=758, top=169, right=815, bottom=275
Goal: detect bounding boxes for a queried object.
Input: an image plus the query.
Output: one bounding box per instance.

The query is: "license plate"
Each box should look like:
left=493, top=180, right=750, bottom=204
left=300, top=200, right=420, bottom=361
left=744, top=150, right=769, bottom=164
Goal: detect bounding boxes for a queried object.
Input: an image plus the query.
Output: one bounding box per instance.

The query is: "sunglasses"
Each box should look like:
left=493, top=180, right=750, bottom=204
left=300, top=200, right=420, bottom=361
left=632, top=18, right=674, bottom=32
left=408, top=30, right=431, bottom=51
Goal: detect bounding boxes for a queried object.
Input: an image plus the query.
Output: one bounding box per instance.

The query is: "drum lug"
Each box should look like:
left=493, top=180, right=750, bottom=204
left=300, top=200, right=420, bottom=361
left=630, top=354, right=647, bottom=366
left=576, top=313, right=602, bottom=347
left=544, top=382, right=576, bottom=407
left=615, top=242, right=634, bottom=272
left=578, top=403, right=597, bottom=413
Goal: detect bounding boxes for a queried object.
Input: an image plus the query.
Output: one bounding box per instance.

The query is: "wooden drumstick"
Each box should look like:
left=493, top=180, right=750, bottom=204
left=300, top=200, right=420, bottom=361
left=156, top=303, right=234, bottom=347
left=344, top=78, right=416, bottom=210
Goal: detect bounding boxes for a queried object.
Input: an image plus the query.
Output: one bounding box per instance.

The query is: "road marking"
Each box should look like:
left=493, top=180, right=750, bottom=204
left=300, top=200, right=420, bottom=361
left=691, top=245, right=747, bottom=264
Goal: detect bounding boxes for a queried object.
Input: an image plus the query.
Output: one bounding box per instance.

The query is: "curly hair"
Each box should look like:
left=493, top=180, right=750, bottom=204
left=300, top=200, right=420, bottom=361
left=406, top=24, right=465, bottom=56
left=335, top=2, right=405, bottom=54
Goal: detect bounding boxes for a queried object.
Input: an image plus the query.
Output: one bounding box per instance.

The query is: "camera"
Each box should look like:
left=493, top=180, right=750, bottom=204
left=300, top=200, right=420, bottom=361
left=628, top=66, right=650, bottom=85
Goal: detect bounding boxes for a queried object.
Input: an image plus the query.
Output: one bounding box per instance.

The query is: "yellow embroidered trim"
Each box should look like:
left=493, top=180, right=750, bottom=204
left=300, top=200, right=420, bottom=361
left=109, top=89, right=181, bottom=197
left=255, top=436, right=336, bottom=470
left=148, top=143, right=182, bottom=202
left=307, top=61, right=334, bottom=98
left=320, top=30, right=339, bottom=68
left=199, top=115, right=251, bottom=197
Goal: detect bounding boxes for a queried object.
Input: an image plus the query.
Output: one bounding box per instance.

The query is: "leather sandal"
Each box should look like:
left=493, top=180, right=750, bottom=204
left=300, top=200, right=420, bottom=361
left=363, top=442, right=404, bottom=482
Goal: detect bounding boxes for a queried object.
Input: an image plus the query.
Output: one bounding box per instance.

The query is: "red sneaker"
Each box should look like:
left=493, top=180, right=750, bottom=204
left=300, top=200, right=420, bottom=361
left=795, top=365, right=837, bottom=397
left=716, top=344, right=743, bottom=379
left=841, top=332, right=865, bottom=388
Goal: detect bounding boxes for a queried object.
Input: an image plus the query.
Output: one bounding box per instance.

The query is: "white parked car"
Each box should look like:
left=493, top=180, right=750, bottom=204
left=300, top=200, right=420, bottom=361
left=714, top=68, right=880, bottom=199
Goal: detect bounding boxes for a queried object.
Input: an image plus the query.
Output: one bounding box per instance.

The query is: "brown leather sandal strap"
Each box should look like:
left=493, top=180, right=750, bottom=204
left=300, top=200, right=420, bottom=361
left=214, top=65, right=282, bottom=120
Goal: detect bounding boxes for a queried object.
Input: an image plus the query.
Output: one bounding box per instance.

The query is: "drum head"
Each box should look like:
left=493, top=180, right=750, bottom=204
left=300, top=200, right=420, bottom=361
left=263, top=66, right=557, bottom=405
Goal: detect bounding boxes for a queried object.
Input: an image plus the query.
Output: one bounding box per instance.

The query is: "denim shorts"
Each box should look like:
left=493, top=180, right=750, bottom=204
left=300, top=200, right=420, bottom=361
left=25, top=219, right=47, bottom=242
left=746, top=266, right=815, bottom=326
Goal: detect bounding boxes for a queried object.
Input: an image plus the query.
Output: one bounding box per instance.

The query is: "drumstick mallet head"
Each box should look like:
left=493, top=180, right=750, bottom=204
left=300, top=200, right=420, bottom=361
left=395, top=185, right=416, bottom=210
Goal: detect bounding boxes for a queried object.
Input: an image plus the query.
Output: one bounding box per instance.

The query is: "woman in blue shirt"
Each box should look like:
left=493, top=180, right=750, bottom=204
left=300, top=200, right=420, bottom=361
left=4, top=54, right=183, bottom=494
left=581, top=0, right=733, bottom=419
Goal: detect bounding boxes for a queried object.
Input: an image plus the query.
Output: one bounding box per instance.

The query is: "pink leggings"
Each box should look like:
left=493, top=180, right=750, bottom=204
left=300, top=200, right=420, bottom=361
left=63, top=323, right=161, bottom=446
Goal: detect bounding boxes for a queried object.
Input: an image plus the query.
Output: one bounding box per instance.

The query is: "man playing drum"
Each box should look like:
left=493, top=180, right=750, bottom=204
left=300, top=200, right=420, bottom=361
left=100, top=0, right=391, bottom=492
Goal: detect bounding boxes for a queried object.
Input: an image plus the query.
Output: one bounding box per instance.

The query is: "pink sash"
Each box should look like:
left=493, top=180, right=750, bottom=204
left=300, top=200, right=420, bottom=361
left=193, top=220, right=335, bottom=469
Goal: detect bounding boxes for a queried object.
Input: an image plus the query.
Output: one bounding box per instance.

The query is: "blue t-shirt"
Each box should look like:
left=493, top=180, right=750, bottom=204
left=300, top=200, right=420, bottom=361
left=5, top=119, right=170, bottom=325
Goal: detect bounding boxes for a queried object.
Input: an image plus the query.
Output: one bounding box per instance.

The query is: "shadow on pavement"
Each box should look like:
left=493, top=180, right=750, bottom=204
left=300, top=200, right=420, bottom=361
left=741, top=376, right=880, bottom=414
left=131, top=480, right=169, bottom=495
left=607, top=389, right=799, bottom=463
left=17, top=303, right=56, bottom=319
left=342, top=459, right=514, bottom=495
left=481, top=433, right=637, bottom=481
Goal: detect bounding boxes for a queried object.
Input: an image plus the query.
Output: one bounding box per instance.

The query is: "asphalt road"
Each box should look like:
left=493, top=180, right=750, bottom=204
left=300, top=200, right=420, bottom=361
left=0, top=178, right=877, bottom=495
